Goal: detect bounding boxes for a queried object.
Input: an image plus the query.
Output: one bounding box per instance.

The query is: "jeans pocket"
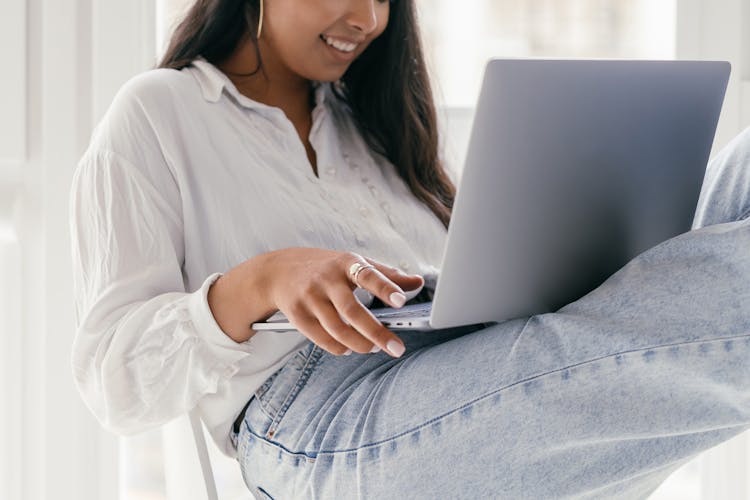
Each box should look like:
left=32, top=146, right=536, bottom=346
left=254, top=341, right=322, bottom=438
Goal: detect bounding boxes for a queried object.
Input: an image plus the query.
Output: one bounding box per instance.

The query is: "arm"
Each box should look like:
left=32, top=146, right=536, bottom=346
left=70, top=148, right=254, bottom=434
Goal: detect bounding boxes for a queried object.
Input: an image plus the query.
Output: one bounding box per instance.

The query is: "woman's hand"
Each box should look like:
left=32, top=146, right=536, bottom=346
left=208, top=247, right=424, bottom=358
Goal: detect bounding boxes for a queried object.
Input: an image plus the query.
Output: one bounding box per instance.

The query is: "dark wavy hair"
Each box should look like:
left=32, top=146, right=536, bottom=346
left=156, top=0, right=455, bottom=229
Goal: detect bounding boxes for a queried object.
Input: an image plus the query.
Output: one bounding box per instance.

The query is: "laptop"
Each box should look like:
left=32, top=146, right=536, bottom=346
left=252, top=58, right=730, bottom=332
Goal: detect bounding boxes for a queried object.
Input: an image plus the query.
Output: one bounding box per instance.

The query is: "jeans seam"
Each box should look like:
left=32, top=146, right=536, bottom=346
left=243, top=331, right=750, bottom=459
left=256, top=401, right=276, bottom=422
left=254, top=375, right=279, bottom=421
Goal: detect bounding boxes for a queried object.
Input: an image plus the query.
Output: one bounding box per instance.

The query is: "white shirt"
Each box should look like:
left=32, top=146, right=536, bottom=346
left=70, top=57, right=449, bottom=456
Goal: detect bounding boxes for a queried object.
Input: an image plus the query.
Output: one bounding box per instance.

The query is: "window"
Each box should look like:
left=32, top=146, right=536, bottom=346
left=416, top=0, right=676, bottom=108
left=416, top=0, right=678, bottom=177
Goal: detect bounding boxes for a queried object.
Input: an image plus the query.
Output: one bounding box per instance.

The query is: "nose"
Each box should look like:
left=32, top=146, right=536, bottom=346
left=346, top=0, right=380, bottom=35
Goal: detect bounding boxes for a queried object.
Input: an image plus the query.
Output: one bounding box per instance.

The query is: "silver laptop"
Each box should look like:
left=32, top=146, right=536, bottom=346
left=252, top=58, right=730, bottom=332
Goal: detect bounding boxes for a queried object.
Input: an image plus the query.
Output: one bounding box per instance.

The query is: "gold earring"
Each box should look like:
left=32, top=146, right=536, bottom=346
left=257, top=0, right=264, bottom=39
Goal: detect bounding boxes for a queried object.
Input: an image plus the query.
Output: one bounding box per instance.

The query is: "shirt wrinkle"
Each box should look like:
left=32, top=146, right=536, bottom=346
left=115, top=89, right=184, bottom=192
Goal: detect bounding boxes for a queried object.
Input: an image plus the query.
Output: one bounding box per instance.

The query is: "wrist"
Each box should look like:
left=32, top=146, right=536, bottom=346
left=207, top=275, right=246, bottom=343
left=207, top=254, right=277, bottom=343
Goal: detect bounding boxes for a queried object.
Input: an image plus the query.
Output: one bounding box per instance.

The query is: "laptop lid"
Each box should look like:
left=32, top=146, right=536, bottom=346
left=428, top=58, right=730, bottom=329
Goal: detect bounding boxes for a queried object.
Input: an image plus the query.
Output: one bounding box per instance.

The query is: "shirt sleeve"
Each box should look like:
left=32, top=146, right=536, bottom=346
left=69, top=148, right=254, bottom=435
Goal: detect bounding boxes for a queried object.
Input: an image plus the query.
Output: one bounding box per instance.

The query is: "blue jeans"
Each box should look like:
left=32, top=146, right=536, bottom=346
left=233, top=128, right=750, bottom=499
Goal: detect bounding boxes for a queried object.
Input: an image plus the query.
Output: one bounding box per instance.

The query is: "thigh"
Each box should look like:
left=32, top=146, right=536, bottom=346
left=235, top=324, right=487, bottom=496
left=237, top=320, right=750, bottom=499
left=235, top=323, right=487, bottom=446
left=236, top=218, right=750, bottom=499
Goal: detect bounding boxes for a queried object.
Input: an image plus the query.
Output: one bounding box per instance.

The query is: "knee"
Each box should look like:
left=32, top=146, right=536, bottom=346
left=694, top=128, right=750, bottom=227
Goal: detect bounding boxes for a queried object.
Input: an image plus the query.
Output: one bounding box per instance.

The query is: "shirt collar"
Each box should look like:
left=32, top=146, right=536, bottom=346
left=189, top=56, right=328, bottom=111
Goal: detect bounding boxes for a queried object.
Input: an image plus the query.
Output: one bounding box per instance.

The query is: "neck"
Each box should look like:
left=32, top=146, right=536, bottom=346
left=217, top=33, right=314, bottom=120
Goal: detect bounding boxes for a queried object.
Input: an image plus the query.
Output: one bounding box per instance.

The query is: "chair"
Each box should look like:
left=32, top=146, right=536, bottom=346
left=161, top=410, right=220, bottom=499
left=189, top=409, right=219, bottom=500
left=163, top=409, right=259, bottom=500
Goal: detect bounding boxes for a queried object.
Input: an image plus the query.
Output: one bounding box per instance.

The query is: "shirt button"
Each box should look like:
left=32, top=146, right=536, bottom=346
left=361, top=176, right=369, bottom=183
left=399, top=260, right=410, bottom=271
left=356, top=234, right=366, bottom=246
left=379, top=201, right=389, bottom=210
left=326, top=167, right=336, bottom=176
left=359, top=206, right=370, bottom=217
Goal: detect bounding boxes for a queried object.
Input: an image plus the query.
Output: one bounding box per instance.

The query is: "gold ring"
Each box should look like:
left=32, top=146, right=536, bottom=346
left=348, top=261, right=375, bottom=288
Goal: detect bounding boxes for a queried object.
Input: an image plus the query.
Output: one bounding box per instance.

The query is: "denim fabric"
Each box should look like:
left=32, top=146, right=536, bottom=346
left=234, top=128, right=750, bottom=499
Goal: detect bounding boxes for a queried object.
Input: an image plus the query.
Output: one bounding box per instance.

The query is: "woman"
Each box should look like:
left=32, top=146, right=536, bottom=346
left=69, top=0, right=750, bottom=498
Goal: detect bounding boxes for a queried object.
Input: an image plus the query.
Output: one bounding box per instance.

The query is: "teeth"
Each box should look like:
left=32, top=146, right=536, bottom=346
left=322, top=35, right=357, bottom=53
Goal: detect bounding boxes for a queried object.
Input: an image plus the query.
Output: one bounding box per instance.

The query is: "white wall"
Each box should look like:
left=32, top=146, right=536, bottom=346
left=0, top=0, right=26, bottom=495
left=1, top=1, right=157, bottom=499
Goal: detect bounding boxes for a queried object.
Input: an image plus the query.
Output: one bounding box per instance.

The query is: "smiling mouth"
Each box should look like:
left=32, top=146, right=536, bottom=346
left=319, top=34, right=359, bottom=53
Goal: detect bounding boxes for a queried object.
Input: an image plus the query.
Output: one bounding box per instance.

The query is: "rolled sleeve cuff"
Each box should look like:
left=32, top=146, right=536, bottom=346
left=188, top=272, right=256, bottom=355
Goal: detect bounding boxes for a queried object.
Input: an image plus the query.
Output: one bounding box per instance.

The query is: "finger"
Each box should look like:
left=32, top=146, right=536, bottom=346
left=364, top=257, right=425, bottom=291
left=308, top=297, right=378, bottom=354
left=362, top=256, right=419, bottom=277
left=328, top=284, right=406, bottom=357
left=285, top=305, right=352, bottom=356
left=351, top=262, right=411, bottom=309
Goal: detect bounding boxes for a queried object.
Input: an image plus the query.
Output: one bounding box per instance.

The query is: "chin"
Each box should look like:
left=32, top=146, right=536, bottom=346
left=303, top=61, right=356, bottom=83
left=315, top=64, right=352, bottom=81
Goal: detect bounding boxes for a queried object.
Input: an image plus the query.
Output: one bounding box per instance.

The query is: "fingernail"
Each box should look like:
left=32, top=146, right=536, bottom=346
left=386, top=340, right=405, bottom=357
left=370, top=345, right=381, bottom=353
left=390, top=292, right=406, bottom=308
left=343, top=349, right=352, bottom=356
